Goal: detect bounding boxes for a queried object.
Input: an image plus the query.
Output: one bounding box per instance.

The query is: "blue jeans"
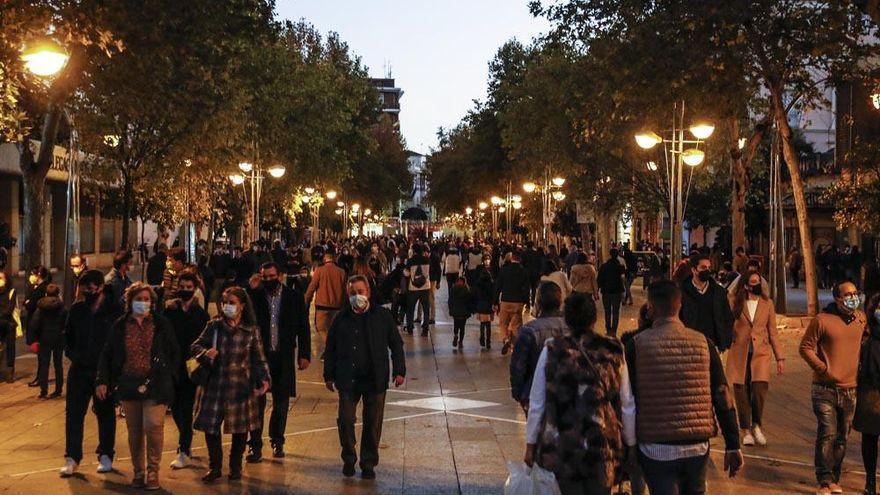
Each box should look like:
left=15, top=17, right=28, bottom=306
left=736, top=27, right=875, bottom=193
left=811, top=384, right=856, bottom=484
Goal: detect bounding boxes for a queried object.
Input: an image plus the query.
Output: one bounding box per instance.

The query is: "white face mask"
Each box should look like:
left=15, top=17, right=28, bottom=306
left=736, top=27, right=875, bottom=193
left=131, top=300, right=151, bottom=316
left=222, top=303, right=240, bottom=319
left=349, top=294, right=369, bottom=311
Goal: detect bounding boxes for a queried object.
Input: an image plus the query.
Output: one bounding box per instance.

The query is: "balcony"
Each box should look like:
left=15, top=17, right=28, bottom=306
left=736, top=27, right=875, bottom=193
left=798, top=149, right=838, bottom=176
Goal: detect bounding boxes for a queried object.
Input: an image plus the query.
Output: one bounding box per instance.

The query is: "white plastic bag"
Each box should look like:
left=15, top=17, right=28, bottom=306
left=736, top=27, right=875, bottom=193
left=504, top=461, right=533, bottom=495
left=504, top=462, right=562, bottom=495
left=530, top=464, right=562, bottom=495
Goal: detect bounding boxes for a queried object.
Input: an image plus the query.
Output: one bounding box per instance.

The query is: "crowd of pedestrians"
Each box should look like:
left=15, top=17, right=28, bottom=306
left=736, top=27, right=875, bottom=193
left=2, top=231, right=880, bottom=494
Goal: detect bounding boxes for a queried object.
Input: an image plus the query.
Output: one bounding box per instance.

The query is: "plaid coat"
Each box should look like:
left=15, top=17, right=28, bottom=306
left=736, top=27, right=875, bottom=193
left=192, top=319, right=270, bottom=435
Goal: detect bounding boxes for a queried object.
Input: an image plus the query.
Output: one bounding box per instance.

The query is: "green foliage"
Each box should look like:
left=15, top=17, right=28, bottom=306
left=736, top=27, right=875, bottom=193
left=825, top=139, right=880, bottom=234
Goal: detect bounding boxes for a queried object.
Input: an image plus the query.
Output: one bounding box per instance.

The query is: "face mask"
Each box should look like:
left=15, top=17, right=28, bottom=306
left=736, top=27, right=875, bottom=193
left=177, top=289, right=195, bottom=302
left=748, top=284, right=762, bottom=295
left=131, top=300, right=151, bottom=316
left=28, top=275, right=38, bottom=285
left=843, top=296, right=860, bottom=311
left=697, top=270, right=712, bottom=282
left=0, top=279, right=5, bottom=289
left=73, top=266, right=84, bottom=276
left=83, top=290, right=99, bottom=303
left=263, top=279, right=280, bottom=292
left=349, top=294, right=369, bottom=311
left=222, top=303, right=240, bottom=319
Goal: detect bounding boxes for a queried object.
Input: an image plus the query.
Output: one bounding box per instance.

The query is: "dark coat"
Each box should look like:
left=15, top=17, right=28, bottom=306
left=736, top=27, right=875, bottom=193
left=146, top=252, right=167, bottom=286
left=192, top=319, right=271, bottom=435
left=162, top=299, right=210, bottom=382
left=597, top=260, right=626, bottom=295
left=96, top=313, right=181, bottom=405
left=323, top=305, right=406, bottom=393
left=24, top=280, right=48, bottom=343
left=448, top=283, right=473, bottom=319
left=64, top=287, right=122, bottom=368
left=679, top=277, right=735, bottom=351
left=471, top=266, right=494, bottom=315
left=248, top=285, right=310, bottom=396
left=494, top=261, right=530, bottom=304
left=855, top=326, right=880, bottom=434
left=30, top=296, right=67, bottom=348
left=0, top=286, right=16, bottom=339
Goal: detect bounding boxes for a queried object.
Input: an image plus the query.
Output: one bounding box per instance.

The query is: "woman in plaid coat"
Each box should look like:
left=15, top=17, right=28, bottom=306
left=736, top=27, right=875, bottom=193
left=191, top=286, right=270, bottom=483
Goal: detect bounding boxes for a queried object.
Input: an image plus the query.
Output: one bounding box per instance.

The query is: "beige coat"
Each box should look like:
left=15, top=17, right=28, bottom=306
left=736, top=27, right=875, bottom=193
left=726, top=296, right=782, bottom=384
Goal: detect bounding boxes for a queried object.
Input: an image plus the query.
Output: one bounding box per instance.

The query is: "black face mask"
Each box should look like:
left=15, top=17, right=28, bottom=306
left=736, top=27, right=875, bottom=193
left=697, top=270, right=713, bottom=282
left=263, top=279, right=280, bottom=292
left=748, top=284, right=762, bottom=295
left=177, top=289, right=195, bottom=302
left=83, top=291, right=99, bottom=303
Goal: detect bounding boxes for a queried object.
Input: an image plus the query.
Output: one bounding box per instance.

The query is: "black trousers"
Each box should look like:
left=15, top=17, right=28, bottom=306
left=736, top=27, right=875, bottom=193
left=453, top=317, right=467, bottom=342
left=172, top=378, right=196, bottom=455
left=65, top=365, right=116, bottom=463
left=639, top=450, right=709, bottom=495
left=250, top=390, right=291, bottom=450
left=337, top=389, right=386, bottom=470
left=445, top=273, right=459, bottom=293
left=4, top=329, right=15, bottom=367
left=205, top=432, right=246, bottom=471
left=37, top=342, right=63, bottom=394
left=602, top=293, right=623, bottom=337
left=405, top=290, right=430, bottom=331
left=733, top=352, right=768, bottom=429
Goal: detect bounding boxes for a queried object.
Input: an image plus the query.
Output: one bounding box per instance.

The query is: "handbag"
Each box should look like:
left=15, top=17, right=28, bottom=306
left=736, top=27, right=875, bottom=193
left=187, top=326, right=218, bottom=387
left=115, top=374, right=151, bottom=401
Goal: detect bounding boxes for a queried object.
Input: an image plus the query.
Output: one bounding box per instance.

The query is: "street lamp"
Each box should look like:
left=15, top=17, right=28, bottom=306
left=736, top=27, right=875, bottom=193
left=267, top=165, right=286, bottom=178
left=21, top=40, right=70, bottom=77
left=326, top=190, right=337, bottom=200
left=635, top=101, right=713, bottom=274
left=521, top=169, right=566, bottom=241
left=229, top=161, right=283, bottom=243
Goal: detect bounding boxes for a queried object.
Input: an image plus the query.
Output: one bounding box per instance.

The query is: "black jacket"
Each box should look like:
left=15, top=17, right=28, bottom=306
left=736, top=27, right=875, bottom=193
left=24, top=280, right=48, bottom=343
left=30, top=296, right=67, bottom=348
left=494, top=262, right=530, bottom=304
left=448, top=284, right=473, bottom=319
left=597, top=259, right=626, bottom=294
left=248, top=285, right=310, bottom=396
left=679, top=277, right=735, bottom=351
left=97, top=313, right=180, bottom=405
left=162, top=299, right=210, bottom=382
left=471, top=266, right=495, bottom=314
left=323, top=305, right=406, bottom=393
left=64, top=287, right=122, bottom=368
left=146, top=253, right=167, bottom=286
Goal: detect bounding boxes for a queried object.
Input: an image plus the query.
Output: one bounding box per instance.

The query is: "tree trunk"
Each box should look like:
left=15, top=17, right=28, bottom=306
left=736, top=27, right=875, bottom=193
left=18, top=104, right=64, bottom=270
left=771, top=89, right=819, bottom=315
left=729, top=119, right=748, bottom=254
left=121, top=171, right=133, bottom=250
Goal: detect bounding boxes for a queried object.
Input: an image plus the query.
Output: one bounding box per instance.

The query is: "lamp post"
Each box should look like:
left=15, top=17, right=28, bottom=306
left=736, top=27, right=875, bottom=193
left=229, top=161, right=284, bottom=244
left=635, top=101, right=713, bottom=275
left=300, top=187, right=337, bottom=245
left=522, top=169, right=565, bottom=242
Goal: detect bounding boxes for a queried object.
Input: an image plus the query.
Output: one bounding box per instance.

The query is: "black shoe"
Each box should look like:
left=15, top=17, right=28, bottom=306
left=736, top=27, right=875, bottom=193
left=271, top=443, right=285, bottom=458
left=228, top=470, right=242, bottom=481
left=458, top=339, right=463, bottom=349
left=452, top=338, right=458, bottom=348
left=27, top=378, right=39, bottom=388
left=421, top=328, right=429, bottom=337
left=49, top=390, right=62, bottom=399
left=131, top=476, right=146, bottom=489
left=501, top=340, right=511, bottom=355
left=361, top=468, right=376, bottom=480
left=202, top=469, right=222, bottom=483
left=38, top=392, right=48, bottom=399
left=406, top=328, right=414, bottom=335
left=343, top=464, right=356, bottom=477
left=245, top=449, right=262, bottom=464
left=479, top=331, right=486, bottom=347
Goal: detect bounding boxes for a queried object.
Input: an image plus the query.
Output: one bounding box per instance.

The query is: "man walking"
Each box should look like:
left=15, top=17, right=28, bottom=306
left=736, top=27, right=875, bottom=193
left=403, top=243, right=432, bottom=336
left=324, top=276, right=406, bottom=480
left=59, top=270, right=121, bottom=477
left=799, top=280, right=866, bottom=495
left=624, top=280, right=743, bottom=494
left=597, top=248, right=626, bottom=337
left=104, top=250, right=133, bottom=306
left=494, top=250, right=530, bottom=355
left=509, top=282, right=567, bottom=413
left=305, top=251, right=347, bottom=350
left=247, top=262, right=311, bottom=462
left=679, top=254, right=735, bottom=352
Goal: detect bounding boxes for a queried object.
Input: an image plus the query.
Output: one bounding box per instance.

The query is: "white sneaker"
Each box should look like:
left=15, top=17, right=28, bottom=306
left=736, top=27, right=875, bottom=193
left=170, top=452, right=190, bottom=470
left=96, top=454, right=113, bottom=473
left=742, top=429, right=755, bottom=446
left=59, top=457, right=78, bottom=477
left=752, top=425, right=767, bottom=446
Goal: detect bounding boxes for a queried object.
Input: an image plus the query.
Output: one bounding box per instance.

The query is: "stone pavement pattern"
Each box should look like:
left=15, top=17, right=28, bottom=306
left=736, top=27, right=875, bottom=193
left=0, top=283, right=869, bottom=494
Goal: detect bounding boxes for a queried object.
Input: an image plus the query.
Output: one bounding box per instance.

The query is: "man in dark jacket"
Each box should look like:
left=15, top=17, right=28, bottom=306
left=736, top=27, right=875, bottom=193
left=324, top=275, right=405, bottom=480
left=146, top=244, right=168, bottom=286
left=247, top=262, right=311, bottom=462
left=60, top=270, right=122, bottom=477
left=162, top=272, right=210, bottom=470
left=494, top=250, right=530, bottom=355
left=509, top=282, right=567, bottom=411
left=30, top=284, right=66, bottom=398
left=24, top=265, right=50, bottom=387
left=597, top=248, right=626, bottom=337
left=679, top=254, right=735, bottom=352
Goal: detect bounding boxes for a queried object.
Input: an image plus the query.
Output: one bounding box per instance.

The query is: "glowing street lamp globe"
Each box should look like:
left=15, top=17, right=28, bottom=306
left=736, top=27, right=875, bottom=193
left=552, top=177, right=566, bottom=187
left=478, top=202, right=489, bottom=210
left=634, top=131, right=663, bottom=149
left=689, top=122, right=715, bottom=140
left=351, top=203, right=361, bottom=212
left=511, top=195, right=522, bottom=202
left=490, top=196, right=503, bottom=205
left=21, top=41, right=69, bottom=77
left=326, top=190, right=337, bottom=200
left=267, top=165, right=286, bottom=178
left=238, top=162, right=253, bottom=173
left=498, top=206, right=506, bottom=213
left=304, top=187, right=316, bottom=195
left=465, top=207, right=473, bottom=215
left=364, top=208, right=372, bottom=216
left=552, top=191, right=566, bottom=201
left=522, top=182, right=537, bottom=193
left=337, top=201, right=345, bottom=207
left=646, top=161, right=658, bottom=171
left=229, top=174, right=245, bottom=186
left=682, top=148, right=706, bottom=167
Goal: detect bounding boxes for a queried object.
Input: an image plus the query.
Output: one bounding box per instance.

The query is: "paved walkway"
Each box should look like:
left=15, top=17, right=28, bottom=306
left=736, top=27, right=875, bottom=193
left=0, top=283, right=872, bottom=494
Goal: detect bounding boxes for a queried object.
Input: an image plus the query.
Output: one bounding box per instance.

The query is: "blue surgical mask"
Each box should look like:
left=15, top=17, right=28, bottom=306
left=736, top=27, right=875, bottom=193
left=222, top=303, right=240, bottom=319
left=843, top=296, right=860, bottom=311
left=131, top=300, right=151, bottom=316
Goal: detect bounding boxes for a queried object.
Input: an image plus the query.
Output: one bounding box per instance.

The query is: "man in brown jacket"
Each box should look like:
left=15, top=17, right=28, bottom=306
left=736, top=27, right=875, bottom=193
left=305, top=252, right=347, bottom=351
left=799, top=280, right=867, bottom=495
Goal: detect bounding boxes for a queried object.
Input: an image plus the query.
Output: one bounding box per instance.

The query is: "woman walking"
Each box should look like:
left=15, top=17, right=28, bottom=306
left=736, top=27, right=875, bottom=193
left=471, top=257, right=495, bottom=350
left=727, top=271, right=784, bottom=446
left=96, top=283, right=180, bottom=490
left=524, top=293, right=633, bottom=495
left=448, top=277, right=472, bottom=349
left=192, top=286, right=270, bottom=483
left=30, top=284, right=66, bottom=398
left=854, top=293, right=880, bottom=495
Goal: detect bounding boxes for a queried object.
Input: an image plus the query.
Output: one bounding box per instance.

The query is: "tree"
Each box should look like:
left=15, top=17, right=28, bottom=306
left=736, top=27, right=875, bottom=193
left=825, top=139, right=880, bottom=235
left=342, top=114, right=412, bottom=211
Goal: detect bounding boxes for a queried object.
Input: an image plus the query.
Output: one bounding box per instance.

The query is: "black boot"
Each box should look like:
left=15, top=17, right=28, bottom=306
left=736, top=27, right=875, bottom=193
left=229, top=434, right=246, bottom=480
left=203, top=435, right=223, bottom=483
left=484, top=323, right=491, bottom=350
left=479, top=326, right=486, bottom=347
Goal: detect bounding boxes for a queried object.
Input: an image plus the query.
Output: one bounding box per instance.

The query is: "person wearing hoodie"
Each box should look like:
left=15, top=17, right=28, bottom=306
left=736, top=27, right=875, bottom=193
left=799, top=280, right=868, bottom=495
left=30, top=284, right=66, bottom=398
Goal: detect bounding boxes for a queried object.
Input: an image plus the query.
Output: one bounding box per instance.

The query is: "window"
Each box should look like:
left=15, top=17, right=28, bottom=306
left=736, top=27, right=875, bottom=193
left=100, top=219, right=116, bottom=253
left=80, top=216, right=95, bottom=254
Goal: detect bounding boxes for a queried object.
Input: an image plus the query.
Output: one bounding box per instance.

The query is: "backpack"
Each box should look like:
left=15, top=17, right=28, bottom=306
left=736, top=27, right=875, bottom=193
left=412, top=264, right=427, bottom=289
